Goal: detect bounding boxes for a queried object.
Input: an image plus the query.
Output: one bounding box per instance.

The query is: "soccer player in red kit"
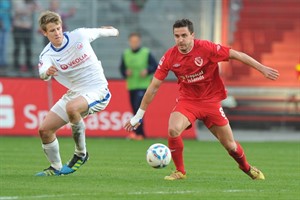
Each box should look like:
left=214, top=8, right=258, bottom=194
left=124, top=19, right=279, bottom=180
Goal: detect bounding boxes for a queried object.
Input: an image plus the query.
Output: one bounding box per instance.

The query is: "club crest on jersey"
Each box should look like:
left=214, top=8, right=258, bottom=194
left=76, top=42, right=83, bottom=50
left=194, top=57, right=203, bottom=67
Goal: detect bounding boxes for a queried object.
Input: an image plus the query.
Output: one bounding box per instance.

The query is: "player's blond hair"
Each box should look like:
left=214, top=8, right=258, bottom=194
left=39, top=11, right=62, bottom=32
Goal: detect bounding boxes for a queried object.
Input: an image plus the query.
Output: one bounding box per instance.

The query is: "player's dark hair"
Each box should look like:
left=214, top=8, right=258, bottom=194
left=173, top=19, right=194, bottom=34
left=128, top=32, right=141, bottom=39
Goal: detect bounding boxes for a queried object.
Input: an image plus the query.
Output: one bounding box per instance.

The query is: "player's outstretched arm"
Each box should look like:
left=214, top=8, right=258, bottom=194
left=99, top=26, right=119, bottom=37
left=124, top=77, right=163, bottom=132
left=229, top=49, right=279, bottom=80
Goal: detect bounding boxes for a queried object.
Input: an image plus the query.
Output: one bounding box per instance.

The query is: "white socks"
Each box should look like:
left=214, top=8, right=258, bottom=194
left=42, top=138, right=62, bottom=170
left=42, top=119, right=86, bottom=170
left=71, top=119, right=86, bottom=157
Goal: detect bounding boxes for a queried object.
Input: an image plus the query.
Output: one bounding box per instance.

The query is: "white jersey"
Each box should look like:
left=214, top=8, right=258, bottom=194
left=38, top=28, right=118, bottom=92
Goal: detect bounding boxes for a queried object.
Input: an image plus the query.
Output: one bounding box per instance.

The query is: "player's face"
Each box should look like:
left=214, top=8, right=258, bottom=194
left=43, top=23, right=63, bottom=47
left=129, top=35, right=141, bottom=51
left=173, top=27, right=194, bottom=53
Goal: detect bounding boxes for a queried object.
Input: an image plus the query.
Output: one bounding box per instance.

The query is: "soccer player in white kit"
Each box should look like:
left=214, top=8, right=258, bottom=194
left=35, top=11, right=119, bottom=176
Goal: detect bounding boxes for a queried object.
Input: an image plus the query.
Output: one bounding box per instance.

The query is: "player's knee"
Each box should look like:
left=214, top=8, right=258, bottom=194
left=221, top=140, right=236, bottom=152
left=168, top=127, right=181, bottom=138
left=38, top=127, right=53, bottom=139
left=66, top=103, right=78, bottom=117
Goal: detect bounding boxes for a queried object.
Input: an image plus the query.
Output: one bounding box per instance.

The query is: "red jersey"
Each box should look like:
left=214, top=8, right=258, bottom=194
left=154, top=39, right=230, bottom=102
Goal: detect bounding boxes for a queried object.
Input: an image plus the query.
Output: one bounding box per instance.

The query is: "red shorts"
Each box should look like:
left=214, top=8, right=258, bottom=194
left=172, top=100, right=229, bottom=129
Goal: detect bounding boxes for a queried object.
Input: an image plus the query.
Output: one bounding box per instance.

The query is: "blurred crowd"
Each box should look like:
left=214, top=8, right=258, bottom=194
left=0, top=0, right=76, bottom=77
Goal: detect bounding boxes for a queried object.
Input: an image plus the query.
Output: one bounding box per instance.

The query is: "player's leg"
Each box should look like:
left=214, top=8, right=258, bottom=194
left=66, top=96, right=88, bottom=157
left=128, top=90, right=140, bottom=139
left=36, top=111, right=67, bottom=176
left=13, top=28, right=21, bottom=71
left=132, top=89, right=146, bottom=139
left=60, top=96, right=89, bottom=175
left=24, top=29, right=33, bottom=71
left=61, top=89, right=111, bottom=174
left=209, top=124, right=250, bottom=171
left=164, top=111, right=191, bottom=180
left=209, top=123, right=265, bottom=180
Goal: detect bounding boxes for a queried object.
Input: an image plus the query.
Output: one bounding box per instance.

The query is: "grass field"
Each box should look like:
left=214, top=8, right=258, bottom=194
left=0, top=136, right=299, bottom=200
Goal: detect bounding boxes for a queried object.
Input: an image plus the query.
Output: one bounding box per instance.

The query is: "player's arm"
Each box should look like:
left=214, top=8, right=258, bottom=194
left=124, top=77, right=163, bottom=132
left=40, top=66, right=58, bottom=80
left=229, top=49, right=279, bottom=80
left=99, top=26, right=119, bottom=37
left=39, top=55, right=58, bottom=81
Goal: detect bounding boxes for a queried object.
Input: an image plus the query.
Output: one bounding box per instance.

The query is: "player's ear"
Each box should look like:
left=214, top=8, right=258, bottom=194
left=42, top=31, right=48, bottom=37
left=40, top=28, right=47, bottom=37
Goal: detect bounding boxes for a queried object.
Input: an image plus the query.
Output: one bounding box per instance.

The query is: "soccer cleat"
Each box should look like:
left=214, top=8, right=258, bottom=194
left=164, top=170, right=187, bottom=180
left=60, top=152, right=89, bottom=175
left=127, top=133, right=144, bottom=141
left=246, top=166, right=265, bottom=180
left=35, top=166, right=61, bottom=176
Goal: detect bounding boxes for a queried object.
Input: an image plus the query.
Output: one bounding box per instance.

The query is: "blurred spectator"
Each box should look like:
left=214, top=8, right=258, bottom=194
left=296, top=62, right=300, bottom=81
left=43, top=0, right=76, bottom=46
left=120, top=32, right=157, bottom=140
left=130, top=0, right=148, bottom=13
left=0, top=0, right=11, bottom=74
left=12, top=0, right=39, bottom=74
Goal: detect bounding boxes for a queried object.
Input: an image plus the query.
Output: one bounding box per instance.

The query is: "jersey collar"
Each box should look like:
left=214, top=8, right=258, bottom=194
left=51, top=33, right=69, bottom=52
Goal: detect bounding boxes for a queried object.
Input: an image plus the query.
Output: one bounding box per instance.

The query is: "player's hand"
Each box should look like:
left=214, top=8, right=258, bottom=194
left=261, top=66, right=279, bottom=80
left=124, top=119, right=141, bottom=132
left=126, top=69, right=132, bottom=77
left=140, top=69, right=148, bottom=77
left=100, top=26, right=119, bottom=36
left=46, top=66, right=58, bottom=76
left=124, top=109, right=145, bottom=132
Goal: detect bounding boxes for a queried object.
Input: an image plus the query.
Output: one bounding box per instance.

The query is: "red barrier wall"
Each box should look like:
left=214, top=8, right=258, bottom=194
left=0, top=78, right=196, bottom=139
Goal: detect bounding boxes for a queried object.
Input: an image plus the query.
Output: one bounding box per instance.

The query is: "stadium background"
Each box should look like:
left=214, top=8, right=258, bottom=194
left=0, top=0, right=299, bottom=139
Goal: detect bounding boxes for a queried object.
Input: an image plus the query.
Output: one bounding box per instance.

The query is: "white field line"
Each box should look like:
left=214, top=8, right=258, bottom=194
left=127, top=190, right=196, bottom=195
left=0, top=189, right=260, bottom=199
left=127, top=189, right=258, bottom=195
left=0, top=194, right=81, bottom=200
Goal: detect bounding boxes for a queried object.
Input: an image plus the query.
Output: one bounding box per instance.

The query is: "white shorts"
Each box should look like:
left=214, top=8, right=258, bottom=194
left=51, top=87, right=111, bottom=122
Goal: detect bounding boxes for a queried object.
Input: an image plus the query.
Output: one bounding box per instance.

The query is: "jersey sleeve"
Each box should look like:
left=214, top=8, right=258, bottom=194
left=203, top=40, right=230, bottom=63
left=38, top=53, right=53, bottom=81
left=154, top=50, right=171, bottom=81
left=76, top=28, right=119, bottom=42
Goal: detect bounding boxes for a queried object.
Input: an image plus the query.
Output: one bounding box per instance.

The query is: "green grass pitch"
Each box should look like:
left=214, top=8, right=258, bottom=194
left=0, top=136, right=299, bottom=200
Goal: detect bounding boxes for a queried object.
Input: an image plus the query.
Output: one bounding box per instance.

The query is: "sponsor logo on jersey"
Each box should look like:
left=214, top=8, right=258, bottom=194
left=76, top=42, right=83, bottom=50
left=173, top=63, right=181, bottom=68
left=60, top=64, right=68, bottom=70
left=216, top=44, right=221, bottom=51
left=182, top=70, right=204, bottom=83
left=59, top=54, right=89, bottom=70
left=194, top=57, right=203, bottom=67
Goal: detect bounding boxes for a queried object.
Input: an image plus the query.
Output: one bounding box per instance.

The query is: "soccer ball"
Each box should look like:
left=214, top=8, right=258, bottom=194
left=146, top=143, right=171, bottom=168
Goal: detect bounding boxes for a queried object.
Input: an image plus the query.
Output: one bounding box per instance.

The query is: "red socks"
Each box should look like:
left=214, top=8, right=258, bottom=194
left=229, top=141, right=250, bottom=172
left=168, top=136, right=186, bottom=174
left=168, top=138, right=249, bottom=174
